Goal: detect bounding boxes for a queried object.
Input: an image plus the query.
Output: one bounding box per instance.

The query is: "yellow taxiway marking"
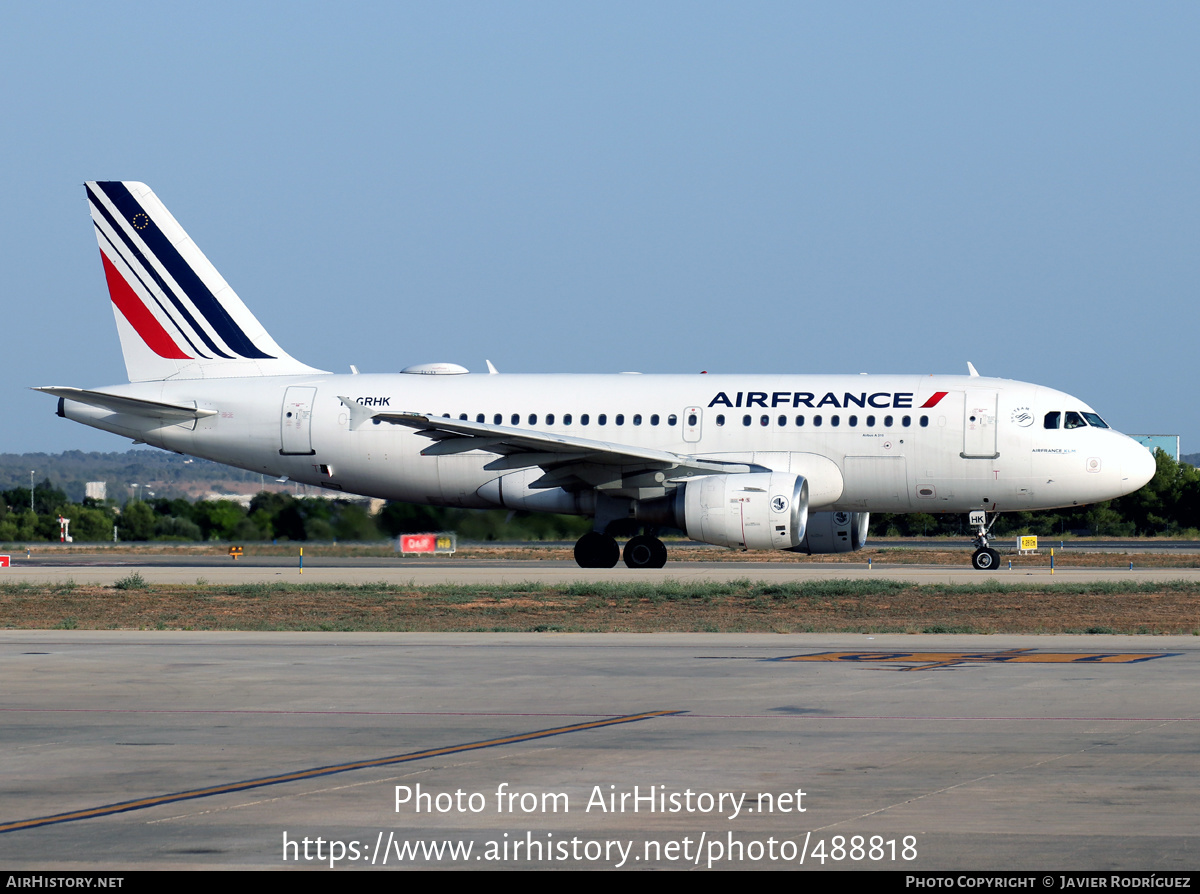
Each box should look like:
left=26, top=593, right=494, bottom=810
left=775, top=650, right=1176, bottom=671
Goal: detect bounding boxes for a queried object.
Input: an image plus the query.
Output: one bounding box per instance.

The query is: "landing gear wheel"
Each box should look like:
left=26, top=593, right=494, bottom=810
left=623, top=534, right=668, bottom=569
left=971, top=547, right=1001, bottom=571
left=574, top=531, right=620, bottom=568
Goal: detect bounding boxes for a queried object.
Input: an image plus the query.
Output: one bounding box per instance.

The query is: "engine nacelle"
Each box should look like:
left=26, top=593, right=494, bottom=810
left=477, top=469, right=597, bottom=515
left=787, top=511, right=869, bottom=554
left=681, top=472, right=809, bottom=550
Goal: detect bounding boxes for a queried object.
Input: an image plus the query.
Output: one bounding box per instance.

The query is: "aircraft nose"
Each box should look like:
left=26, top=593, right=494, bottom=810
left=1123, top=440, right=1157, bottom=492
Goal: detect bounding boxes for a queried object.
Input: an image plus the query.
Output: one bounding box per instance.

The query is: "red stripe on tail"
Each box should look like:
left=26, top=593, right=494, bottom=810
left=100, top=252, right=190, bottom=359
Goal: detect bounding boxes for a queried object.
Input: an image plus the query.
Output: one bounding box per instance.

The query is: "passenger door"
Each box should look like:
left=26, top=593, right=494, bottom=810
left=962, top=390, right=998, bottom=459
left=280, top=386, right=317, bottom=455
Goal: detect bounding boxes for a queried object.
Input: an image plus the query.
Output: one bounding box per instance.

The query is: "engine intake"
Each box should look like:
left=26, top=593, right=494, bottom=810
left=680, top=472, right=809, bottom=550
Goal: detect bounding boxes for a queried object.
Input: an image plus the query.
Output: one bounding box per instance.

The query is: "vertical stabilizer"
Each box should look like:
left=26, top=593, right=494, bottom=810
left=86, top=181, right=327, bottom=382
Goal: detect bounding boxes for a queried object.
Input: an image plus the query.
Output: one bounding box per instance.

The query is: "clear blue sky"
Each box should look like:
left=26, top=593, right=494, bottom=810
left=4, top=2, right=1197, bottom=454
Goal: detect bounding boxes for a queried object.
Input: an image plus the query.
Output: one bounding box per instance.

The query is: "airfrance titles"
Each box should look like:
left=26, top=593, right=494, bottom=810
left=707, top=391, right=945, bottom=410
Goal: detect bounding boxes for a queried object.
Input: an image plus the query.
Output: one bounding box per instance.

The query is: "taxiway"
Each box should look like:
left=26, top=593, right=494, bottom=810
left=1, top=629, right=1196, bottom=870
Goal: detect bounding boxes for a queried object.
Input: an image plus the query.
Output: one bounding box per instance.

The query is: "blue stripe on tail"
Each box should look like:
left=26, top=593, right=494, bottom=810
left=93, top=182, right=274, bottom=360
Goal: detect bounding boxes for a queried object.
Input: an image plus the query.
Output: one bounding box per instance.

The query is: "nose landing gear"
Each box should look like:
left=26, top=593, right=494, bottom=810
left=969, top=510, right=1001, bottom=570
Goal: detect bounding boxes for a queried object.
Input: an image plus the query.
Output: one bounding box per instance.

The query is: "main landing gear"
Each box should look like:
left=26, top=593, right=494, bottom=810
left=573, top=531, right=668, bottom=569
left=969, top=510, right=1001, bottom=571
left=622, top=534, right=668, bottom=569
left=573, top=532, right=619, bottom=568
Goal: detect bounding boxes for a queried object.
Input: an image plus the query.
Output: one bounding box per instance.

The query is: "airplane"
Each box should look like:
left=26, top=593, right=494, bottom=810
left=35, top=181, right=1157, bottom=570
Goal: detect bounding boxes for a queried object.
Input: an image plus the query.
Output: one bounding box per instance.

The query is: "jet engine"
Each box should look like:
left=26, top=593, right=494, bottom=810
left=678, top=472, right=809, bottom=550
left=787, top=511, right=869, bottom=554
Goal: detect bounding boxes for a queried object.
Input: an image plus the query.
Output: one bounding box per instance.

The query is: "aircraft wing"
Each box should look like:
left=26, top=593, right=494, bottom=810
left=338, top=398, right=760, bottom=489
left=33, top=387, right=218, bottom=421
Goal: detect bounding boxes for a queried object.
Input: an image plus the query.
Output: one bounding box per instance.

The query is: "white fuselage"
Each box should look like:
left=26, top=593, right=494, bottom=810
left=61, top=371, right=1154, bottom=517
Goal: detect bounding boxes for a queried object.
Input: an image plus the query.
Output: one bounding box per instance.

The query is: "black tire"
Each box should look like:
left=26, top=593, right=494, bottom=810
left=971, top=547, right=1000, bottom=571
left=623, top=535, right=668, bottom=569
left=574, top=531, right=620, bottom=568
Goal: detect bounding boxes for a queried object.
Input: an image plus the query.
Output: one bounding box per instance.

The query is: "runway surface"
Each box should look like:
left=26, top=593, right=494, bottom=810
left=2, top=630, right=1197, bottom=870
left=4, top=553, right=1199, bottom=585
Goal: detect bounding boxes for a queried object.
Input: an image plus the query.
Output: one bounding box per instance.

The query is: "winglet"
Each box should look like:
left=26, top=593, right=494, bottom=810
left=967, top=362, right=980, bottom=377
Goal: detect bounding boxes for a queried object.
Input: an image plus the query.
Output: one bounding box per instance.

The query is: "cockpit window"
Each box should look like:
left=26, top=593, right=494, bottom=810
left=1044, top=412, right=1060, bottom=429
left=1064, top=411, right=1087, bottom=430
left=1082, top=413, right=1109, bottom=429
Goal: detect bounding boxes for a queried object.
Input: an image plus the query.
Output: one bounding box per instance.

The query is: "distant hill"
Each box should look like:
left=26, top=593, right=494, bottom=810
left=1183, top=453, right=1199, bottom=467
left=0, top=449, right=271, bottom=503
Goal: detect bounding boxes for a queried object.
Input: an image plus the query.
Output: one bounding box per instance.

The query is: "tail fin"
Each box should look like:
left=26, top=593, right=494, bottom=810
left=86, top=181, right=327, bottom=382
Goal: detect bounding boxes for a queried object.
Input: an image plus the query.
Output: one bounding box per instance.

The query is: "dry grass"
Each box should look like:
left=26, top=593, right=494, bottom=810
left=5, top=579, right=1198, bottom=635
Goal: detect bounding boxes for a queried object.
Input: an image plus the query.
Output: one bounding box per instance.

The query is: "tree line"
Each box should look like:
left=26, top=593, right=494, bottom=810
left=0, top=482, right=590, bottom=544
left=0, top=450, right=1195, bottom=544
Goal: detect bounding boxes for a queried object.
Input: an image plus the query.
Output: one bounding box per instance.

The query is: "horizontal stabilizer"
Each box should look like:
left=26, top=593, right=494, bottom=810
left=33, top=387, right=217, bottom=420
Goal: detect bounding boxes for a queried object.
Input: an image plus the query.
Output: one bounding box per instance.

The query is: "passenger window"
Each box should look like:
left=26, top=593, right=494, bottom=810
left=563, top=414, right=572, bottom=425
left=884, top=415, right=893, bottom=427
left=459, top=413, right=468, bottom=421
left=778, top=415, right=787, bottom=426
left=615, top=414, right=625, bottom=425
left=511, top=413, right=520, bottom=425
left=743, top=415, right=751, bottom=426
left=795, top=415, right=804, bottom=426
left=546, top=413, right=555, bottom=425
left=760, top=415, right=769, bottom=426
left=528, top=414, right=537, bottom=425
left=668, top=414, right=678, bottom=426
left=866, top=415, right=875, bottom=427
left=1044, top=412, right=1060, bottom=429
left=920, top=415, right=929, bottom=427
left=813, top=415, right=822, bottom=427
left=493, top=414, right=502, bottom=425
left=716, top=414, right=725, bottom=426
left=476, top=414, right=484, bottom=423
left=831, top=415, right=840, bottom=427
left=632, top=414, right=642, bottom=425
left=902, top=415, right=911, bottom=427
left=581, top=414, right=590, bottom=425
left=598, top=414, right=607, bottom=425
left=650, top=414, right=659, bottom=425
left=848, top=415, right=857, bottom=427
